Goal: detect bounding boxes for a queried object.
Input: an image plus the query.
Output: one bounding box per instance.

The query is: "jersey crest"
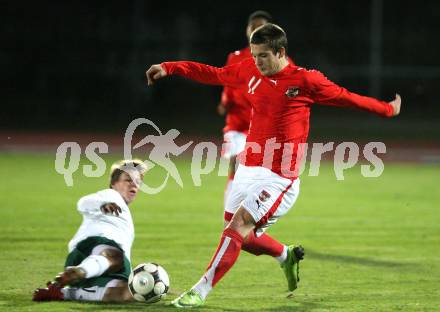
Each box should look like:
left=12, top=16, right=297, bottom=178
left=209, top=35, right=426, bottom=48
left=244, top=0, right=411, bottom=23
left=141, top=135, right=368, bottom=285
left=258, top=190, right=271, bottom=202
left=285, top=86, right=300, bottom=98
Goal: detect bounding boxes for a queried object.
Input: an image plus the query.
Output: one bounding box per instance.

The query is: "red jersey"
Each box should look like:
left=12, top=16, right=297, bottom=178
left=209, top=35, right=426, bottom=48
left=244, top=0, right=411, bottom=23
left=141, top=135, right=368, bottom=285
left=162, top=59, right=393, bottom=179
left=220, top=47, right=295, bottom=134
left=220, top=47, right=253, bottom=133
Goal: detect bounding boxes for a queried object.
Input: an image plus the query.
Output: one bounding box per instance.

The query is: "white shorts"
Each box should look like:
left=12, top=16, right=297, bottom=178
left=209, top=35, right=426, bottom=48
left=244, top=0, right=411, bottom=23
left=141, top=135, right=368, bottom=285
left=224, top=164, right=300, bottom=236
left=221, top=131, right=247, bottom=159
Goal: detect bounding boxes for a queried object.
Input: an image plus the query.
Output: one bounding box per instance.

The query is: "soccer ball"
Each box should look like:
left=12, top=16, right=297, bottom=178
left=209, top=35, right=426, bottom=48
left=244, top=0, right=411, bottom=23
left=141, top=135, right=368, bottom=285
left=128, top=262, right=170, bottom=303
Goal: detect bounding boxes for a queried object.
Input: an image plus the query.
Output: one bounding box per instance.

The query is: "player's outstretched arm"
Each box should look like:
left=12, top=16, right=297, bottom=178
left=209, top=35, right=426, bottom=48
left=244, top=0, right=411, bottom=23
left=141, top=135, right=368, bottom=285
left=309, top=70, right=402, bottom=118
left=389, top=93, right=401, bottom=116
left=146, top=64, right=167, bottom=86
left=147, top=61, right=244, bottom=87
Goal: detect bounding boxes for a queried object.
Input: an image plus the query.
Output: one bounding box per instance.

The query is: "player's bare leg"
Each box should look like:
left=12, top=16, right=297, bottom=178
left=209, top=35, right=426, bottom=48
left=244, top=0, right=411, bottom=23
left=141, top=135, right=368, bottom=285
left=227, top=206, right=256, bottom=236
left=101, top=280, right=134, bottom=302
left=224, top=219, right=287, bottom=260
left=224, top=157, right=290, bottom=262
left=55, top=246, right=124, bottom=286
left=33, top=246, right=125, bottom=301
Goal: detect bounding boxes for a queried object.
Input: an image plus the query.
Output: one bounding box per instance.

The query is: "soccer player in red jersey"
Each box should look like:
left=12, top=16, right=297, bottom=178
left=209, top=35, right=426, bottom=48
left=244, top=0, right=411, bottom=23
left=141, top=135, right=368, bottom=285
left=219, top=11, right=294, bottom=206
left=217, top=10, right=300, bottom=289
left=146, top=24, right=401, bottom=308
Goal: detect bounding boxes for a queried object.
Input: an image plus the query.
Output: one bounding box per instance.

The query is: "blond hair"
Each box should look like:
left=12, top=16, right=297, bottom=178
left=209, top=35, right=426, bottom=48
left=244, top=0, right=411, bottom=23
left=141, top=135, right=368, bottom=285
left=109, top=159, right=147, bottom=187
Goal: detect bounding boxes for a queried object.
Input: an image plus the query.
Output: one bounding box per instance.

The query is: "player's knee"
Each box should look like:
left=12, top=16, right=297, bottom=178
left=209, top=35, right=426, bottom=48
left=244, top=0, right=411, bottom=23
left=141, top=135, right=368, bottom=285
left=227, top=207, right=255, bottom=235
left=228, top=217, right=244, bottom=230
left=100, top=249, right=124, bottom=272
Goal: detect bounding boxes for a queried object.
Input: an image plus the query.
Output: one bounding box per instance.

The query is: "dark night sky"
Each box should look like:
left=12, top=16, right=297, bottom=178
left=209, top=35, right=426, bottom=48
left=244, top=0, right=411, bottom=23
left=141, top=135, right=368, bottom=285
left=2, top=0, right=439, bottom=140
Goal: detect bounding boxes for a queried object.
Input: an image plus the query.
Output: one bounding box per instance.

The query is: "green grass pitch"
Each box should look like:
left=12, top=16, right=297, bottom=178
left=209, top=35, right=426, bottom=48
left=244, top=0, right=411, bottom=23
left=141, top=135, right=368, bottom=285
left=1, top=153, right=439, bottom=311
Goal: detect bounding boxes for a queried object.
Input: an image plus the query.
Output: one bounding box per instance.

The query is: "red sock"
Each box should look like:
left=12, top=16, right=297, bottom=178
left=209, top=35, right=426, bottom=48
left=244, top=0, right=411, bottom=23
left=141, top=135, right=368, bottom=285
left=208, top=228, right=243, bottom=287
left=193, top=228, right=244, bottom=299
left=242, top=231, right=284, bottom=257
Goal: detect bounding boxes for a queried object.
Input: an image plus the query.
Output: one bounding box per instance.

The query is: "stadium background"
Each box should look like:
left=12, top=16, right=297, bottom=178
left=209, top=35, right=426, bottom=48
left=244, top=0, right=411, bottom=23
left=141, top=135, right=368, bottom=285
left=2, top=0, right=440, bottom=145
left=1, top=1, right=440, bottom=311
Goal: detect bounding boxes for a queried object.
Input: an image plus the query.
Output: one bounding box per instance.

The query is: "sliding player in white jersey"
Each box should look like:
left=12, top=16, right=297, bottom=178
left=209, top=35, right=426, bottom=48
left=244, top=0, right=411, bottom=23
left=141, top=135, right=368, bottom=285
left=33, top=160, right=147, bottom=303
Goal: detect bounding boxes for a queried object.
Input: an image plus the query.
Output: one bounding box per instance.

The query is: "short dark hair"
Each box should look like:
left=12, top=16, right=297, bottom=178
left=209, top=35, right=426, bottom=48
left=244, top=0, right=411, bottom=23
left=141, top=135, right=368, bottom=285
left=248, top=10, right=272, bottom=24
left=109, top=159, right=147, bottom=187
left=250, top=23, right=288, bottom=54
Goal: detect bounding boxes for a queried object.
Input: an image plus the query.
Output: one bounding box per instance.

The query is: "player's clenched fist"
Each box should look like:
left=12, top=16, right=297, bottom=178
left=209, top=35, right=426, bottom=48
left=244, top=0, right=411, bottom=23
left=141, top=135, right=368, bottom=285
left=146, top=64, right=167, bottom=85
left=100, top=202, right=122, bottom=216
left=389, top=93, right=401, bottom=116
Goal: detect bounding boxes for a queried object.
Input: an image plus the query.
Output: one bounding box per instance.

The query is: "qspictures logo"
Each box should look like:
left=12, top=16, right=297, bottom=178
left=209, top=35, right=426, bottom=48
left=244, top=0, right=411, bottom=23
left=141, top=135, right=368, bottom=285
left=55, top=118, right=387, bottom=194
